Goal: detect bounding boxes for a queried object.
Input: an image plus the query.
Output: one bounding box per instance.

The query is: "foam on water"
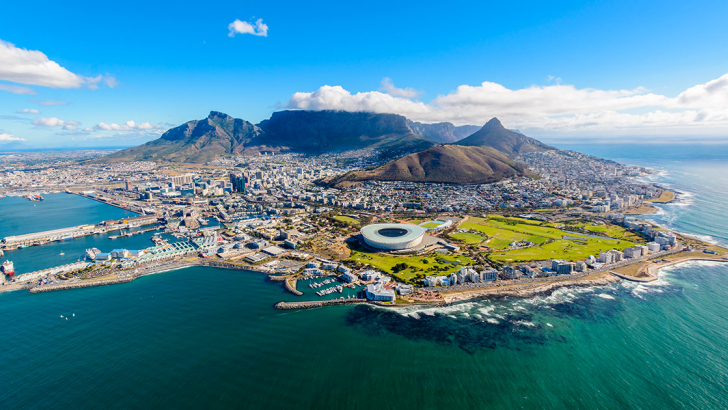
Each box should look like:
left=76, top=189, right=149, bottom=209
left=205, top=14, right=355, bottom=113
left=598, top=294, right=616, bottom=300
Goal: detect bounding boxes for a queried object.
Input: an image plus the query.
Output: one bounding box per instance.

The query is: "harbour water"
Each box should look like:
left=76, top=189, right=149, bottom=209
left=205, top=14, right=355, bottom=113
left=0, top=193, right=163, bottom=275
left=1, top=144, right=727, bottom=409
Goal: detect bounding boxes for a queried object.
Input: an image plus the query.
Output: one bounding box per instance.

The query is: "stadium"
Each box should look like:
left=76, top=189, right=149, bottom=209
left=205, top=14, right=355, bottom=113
left=360, top=223, right=426, bottom=251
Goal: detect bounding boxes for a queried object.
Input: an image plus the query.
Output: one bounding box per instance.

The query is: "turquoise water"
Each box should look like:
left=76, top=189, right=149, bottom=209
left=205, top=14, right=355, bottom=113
left=0, top=193, right=137, bottom=238
left=0, top=193, right=165, bottom=275
left=1, top=145, right=727, bottom=409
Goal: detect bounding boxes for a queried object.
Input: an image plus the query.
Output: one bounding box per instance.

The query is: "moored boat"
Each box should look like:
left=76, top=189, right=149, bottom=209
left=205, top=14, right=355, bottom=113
left=2, top=260, right=15, bottom=277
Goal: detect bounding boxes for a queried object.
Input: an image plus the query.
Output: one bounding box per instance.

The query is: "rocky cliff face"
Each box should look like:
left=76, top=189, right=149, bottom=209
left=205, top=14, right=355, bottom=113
left=406, top=120, right=481, bottom=143
left=257, top=110, right=433, bottom=154
left=98, top=111, right=264, bottom=163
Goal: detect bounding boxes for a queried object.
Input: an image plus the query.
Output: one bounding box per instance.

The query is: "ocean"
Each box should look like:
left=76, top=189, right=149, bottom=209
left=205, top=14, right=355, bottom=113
left=1, top=144, right=727, bottom=409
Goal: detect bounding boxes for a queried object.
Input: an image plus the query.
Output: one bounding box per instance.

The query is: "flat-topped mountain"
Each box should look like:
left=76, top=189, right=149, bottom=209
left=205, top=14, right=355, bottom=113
left=322, top=144, right=535, bottom=188
left=456, top=118, right=554, bottom=158
left=256, top=110, right=433, bottom=154
left=406, top=120, right=481, bottom=143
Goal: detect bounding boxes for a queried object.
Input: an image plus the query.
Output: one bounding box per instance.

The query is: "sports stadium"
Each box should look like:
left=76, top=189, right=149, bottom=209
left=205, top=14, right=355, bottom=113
left=360, top=223, right=426, bottom=251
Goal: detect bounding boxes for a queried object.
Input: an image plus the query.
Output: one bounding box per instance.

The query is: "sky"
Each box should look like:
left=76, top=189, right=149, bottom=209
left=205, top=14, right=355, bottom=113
left=1, top=0, right=728, bottom=148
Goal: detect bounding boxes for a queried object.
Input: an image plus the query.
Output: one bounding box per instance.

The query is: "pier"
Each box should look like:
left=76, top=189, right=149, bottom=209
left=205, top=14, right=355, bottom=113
left=274, top=298, right=367, bottom=310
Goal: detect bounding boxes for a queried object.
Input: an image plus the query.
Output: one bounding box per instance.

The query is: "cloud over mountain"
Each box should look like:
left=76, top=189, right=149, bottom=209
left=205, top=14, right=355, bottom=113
left=287, top=73, right=728, bottom=134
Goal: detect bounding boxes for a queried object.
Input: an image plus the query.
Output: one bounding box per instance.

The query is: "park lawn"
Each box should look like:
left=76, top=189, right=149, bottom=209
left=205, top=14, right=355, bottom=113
left=333, top=216, right=360, bottom=226
left=460, top=217, right=550, bottom=246
left=561, top=222, right=645, bottom=243
left=348, top=249, right=472, bottom=281
left=582, top=224, right=644, bottom=242
left=450, top=232, right=485, bottom=244
left=485, top=218, right=574, bottom=240
left=486, top=215, right=544, bottom=226
left=488, top=237, right=635, bottom=263
left=421, top=222, right=441, bottom=229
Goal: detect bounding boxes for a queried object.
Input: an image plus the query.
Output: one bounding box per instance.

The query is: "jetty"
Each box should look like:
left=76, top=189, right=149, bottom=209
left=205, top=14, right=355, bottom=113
left=274, top=298, right=366, bottom=310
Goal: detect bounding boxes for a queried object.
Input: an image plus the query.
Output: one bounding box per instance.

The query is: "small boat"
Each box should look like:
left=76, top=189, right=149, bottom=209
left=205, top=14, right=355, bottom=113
left=60, top=251, right=65, bottom=256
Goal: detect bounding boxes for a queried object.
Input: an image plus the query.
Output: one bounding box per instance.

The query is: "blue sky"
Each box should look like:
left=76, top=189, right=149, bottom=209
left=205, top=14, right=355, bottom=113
left=1, top=0, right=728, bottom=147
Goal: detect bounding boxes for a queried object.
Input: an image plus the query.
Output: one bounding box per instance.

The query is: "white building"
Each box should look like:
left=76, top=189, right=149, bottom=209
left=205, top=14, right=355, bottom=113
left=366, top=283, right=395, bottom=302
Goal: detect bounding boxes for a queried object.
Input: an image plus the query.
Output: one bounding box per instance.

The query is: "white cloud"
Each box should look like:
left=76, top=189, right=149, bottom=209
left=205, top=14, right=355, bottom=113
left=286, top=73, right=728, bottom=134
left=673, top=73, right=728, bottom=108
left=32, top=117, right=80, bottom=131
left=94, top=120, right=162, bottom=131
left=228, top=18, right=268, bottom=37
left=0, top=133, right=25, bottom=142
left=0, top=83, right=36, bottom=95
left=380, top=78, right=422, bottom=98
left=0, top=40, right=115, bottom=89
left=16, top=108, right=40, bottom=114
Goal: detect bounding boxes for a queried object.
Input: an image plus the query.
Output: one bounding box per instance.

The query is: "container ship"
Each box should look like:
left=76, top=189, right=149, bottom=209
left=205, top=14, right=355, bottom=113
left=2, top=260, right=15, bottom=277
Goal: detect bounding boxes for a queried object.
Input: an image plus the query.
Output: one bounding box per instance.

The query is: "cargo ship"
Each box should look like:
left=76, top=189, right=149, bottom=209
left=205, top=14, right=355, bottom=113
left=2, top=260, right=15, bottom=277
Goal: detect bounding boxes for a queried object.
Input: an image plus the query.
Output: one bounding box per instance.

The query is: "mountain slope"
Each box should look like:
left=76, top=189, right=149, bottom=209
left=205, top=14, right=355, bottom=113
left=406, top=120, right=481, bottom=143
left=322, top=145, right=535, bottom=188
left=456, top=118, right=554, bottom=157
left=98, top=111, right=264, bottom=163
left=257, top=110, right=433, bottom=154
left=97, top=110, right=435, bottom=163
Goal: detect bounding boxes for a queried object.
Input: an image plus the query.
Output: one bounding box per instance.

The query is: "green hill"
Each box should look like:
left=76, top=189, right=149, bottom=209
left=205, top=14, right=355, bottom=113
left=323, top=144, right=535, bottom=187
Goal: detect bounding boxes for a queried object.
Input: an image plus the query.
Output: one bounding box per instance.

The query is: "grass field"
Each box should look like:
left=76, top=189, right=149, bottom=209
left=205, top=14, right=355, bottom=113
left=333, top=215, right=360, bottom=226
left=457, top=216, right=551, bottom=248
left=450, top=232, right=486, bottom=244
left=348, top=247, right=472, bottom=282
left=486, top=218, right=579, bottom=240
left=650, top=190, right=675, bottom=203
left=421, top=221, right=442, bottom=229
left=489, top=237, right=635, bottom=263
left=579, top=223, right=644, bottom=242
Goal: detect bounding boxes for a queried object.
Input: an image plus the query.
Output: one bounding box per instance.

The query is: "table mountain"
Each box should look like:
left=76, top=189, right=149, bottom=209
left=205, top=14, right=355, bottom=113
left=256, top=110, right=433, bottom=154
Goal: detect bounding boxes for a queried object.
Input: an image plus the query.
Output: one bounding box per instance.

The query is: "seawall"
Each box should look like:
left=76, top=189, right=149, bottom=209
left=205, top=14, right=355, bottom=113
left=274, top=298, right=367, bottom=310
left=30, top=276, right=134, bottom=293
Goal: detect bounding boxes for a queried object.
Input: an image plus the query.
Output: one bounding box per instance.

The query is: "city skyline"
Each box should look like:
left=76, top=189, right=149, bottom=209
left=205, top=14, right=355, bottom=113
left=1, top=0, right=728, bottom=147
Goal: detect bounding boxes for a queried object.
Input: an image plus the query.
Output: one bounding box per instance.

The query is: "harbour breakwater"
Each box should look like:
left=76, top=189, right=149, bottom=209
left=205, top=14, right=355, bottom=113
left=274, top=298, right=367, bottom=310
left=30, top=276, right=134, bottom=293
left=284, top=277, right=303, bottom=296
